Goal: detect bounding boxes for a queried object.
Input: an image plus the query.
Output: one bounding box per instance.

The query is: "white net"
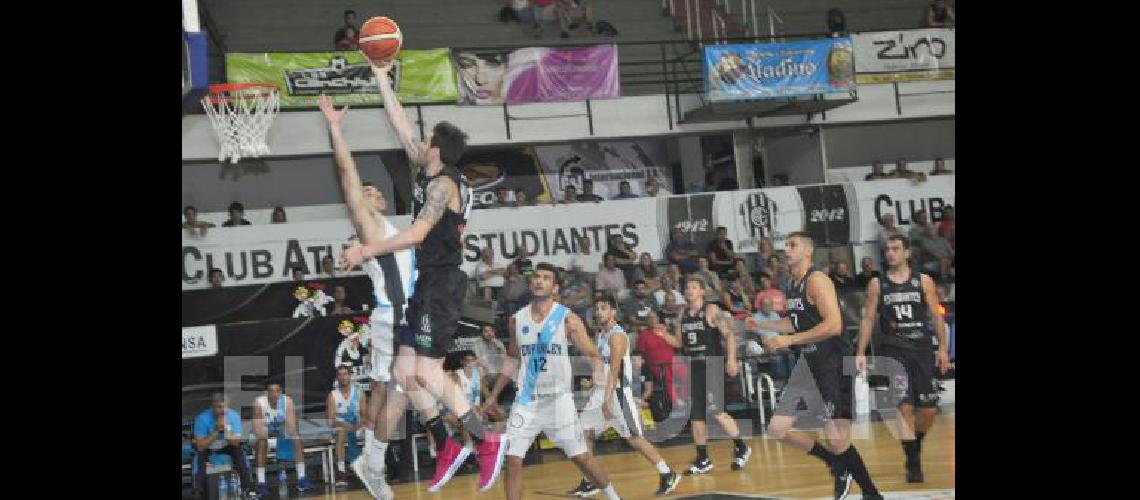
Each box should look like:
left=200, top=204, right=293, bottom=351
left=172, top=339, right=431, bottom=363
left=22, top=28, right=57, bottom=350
left=201, top=85, right=280, bottom=163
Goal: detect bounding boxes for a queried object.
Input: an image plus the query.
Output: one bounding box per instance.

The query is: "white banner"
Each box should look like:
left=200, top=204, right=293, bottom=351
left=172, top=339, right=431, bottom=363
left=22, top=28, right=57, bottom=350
left=712, top=186, right=806, bottom=253
left=182, top=325, right=218, bottom=359
left=848, top=176, right=955, bottom=243
left=853, top=28, right=955, bottom=84
left=533, top=140, right=674, bottom=200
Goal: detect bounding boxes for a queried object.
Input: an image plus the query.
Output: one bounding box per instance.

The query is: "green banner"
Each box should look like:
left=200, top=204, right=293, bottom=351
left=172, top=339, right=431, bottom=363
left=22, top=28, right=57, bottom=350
left=225, top=49, right=458, bottom=107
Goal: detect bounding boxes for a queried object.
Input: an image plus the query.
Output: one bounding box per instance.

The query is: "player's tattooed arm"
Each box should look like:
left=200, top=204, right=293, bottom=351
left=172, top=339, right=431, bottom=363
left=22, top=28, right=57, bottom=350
left=369, top=60, right=429, bottom=166
left=349, top=176, right=452, bottom=263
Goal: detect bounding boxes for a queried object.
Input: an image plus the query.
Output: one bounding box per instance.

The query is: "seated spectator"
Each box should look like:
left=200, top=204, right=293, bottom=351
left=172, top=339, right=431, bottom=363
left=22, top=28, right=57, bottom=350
left=472, top=324, right=508, bottom=392
left=630, top=252, right=660, bottom=291
left=595, top=253, right=629, bottom=298
left=707, top=226, right=736, bottom=275
left=938, top=206, right=955, bottom=248
left=732, top=258, right=757, bottom=297
left=694, top=256, right=723, bottom=301
left=665, top=226, right=699, bottom=274
left=530, top=0, right=558, bottom=38
left=854, top=257, right=881, bottom=288
left=893, top=158, right=927, bottom=182
left=271, top=206, right=287, bottom=224
left=321, top=255, right=339, bottom=278
left=659, top=287, right=684, bottom=319
left=561, top=264, right=595, bottom=319
left=560, top=184, right=579, bottom=204
left=654, top=273, right=685, bottom=308
left=336, top=26, right=359, bottom=50
left=514, top=188, right=533, bottom=207
left=499, top=262, right=531, bottom=315
left=329, top=284, right=354, bottom=315
left=663, top=263, right=683, bottom=291
left=576, top=179, right=605, bottom=202
left=621, top=279, right=656, bottom=330
left=514, top=253, right=535, bottom=276
left=209, top=268, right=225, bottom=288
left=570, top=236, right=602, bottom=275
left=830, top=261, right=856, bottom=291
left=908, top=209, right=934, bottom=253
left=502, top=0, right=534, bottom=26
left=222, top=201, right=252, bottom=227
left=930, top=157, right=953, bottom=176
left=635, top=308, right=677, bottom=405
left=183, top=205, right=216, bottom=236
left=826, top=248, right=844, bottom=275
left=605, top=234, right=639, bottom=283
left=752, top=272, right=787, bottom=315
left=644, top=177, right=663, bottom=197
left=556, top=0, right=594, bottom=38
left=253, top=383, right=312, bottom=493
left=327, top=366, right=366, bottom=487
left=744, top=299, right=795, bottom=379
left=612, top=181, right=639, bottom=200
left=720, top=277, right=753, bottom=320
left=924, top=0, right=955, bottom=27
left=333, top=10, right=359, bottom=49
left=864, top=161, right=894, bottom=180
left=471, top=248, right=507, bottom=300
left=921, top=232, right=955, bottom=281
left=494, top=186, right=516, bottom=208
left=191, top=394, right=254, bottom=498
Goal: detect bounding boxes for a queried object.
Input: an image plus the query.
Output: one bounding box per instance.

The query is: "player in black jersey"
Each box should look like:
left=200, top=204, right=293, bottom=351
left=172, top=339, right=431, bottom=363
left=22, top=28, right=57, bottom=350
left=340, top=60, right=504, bottom=496
left=854, top=234, right=949, bottom=483
left=751, top=232, right=881, bottom=500
left=665, top=275, right=752, bottom=475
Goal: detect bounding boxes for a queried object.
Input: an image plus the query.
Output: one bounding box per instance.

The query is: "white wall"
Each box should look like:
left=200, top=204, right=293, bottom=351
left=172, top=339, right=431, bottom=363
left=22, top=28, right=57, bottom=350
left=182, top=81, right=954, bottom=161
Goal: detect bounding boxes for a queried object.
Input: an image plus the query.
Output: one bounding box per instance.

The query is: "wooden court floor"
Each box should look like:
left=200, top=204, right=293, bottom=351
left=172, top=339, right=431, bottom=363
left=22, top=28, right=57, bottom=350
left=308, top=414, right=954, bottom=500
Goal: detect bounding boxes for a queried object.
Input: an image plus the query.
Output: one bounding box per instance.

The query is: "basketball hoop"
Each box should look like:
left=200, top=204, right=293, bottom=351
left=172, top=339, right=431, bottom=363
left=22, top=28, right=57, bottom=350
left=201, top=83, right=280, bottom=163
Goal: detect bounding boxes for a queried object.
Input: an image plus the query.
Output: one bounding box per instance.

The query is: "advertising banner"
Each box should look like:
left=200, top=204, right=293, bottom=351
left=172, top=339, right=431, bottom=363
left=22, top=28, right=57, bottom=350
left=852, top=29, right=955, bottom=84
left=704, top=38, right=855, bottom=102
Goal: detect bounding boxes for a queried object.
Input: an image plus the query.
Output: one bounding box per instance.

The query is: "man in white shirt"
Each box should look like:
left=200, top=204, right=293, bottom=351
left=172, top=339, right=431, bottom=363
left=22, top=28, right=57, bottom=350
left=471, top=249, right=507, bottom=300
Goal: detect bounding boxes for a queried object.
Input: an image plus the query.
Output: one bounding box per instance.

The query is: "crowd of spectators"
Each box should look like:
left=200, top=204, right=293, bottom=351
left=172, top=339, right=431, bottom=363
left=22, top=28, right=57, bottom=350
left=864, top=157, right=953, bottom=182
left=501, top=0, right=601, bottom=39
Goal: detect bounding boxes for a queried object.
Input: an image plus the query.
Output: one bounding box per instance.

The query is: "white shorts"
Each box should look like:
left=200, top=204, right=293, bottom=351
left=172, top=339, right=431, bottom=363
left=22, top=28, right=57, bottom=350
left=369, top=318, right=395, bottom=382
left=579, top=387, right=644, bottom=439
left=506, top=392, right=587, bottom=458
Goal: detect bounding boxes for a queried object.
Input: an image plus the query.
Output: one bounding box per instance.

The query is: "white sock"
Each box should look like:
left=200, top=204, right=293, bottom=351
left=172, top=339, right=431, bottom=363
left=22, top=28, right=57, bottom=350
left=364, top=428, right=376, bottom=449
left=296, top=462, right=306, bottom=479
left=368, top=440, right=388, bottom=473
left=603, top=483, right=620, bottom=500
left=256, top=467, right=266, bottom=483
left=655, top=460, right=671, bottom=474
left=337, top=461, right=346, bottom=473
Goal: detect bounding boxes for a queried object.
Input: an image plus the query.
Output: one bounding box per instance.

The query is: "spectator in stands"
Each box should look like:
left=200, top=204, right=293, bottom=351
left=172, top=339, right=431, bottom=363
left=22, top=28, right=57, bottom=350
left=472, top=324, right=508, bottom=391
left=290, top=265, right=306, bottom=282
left=472, top=248, right=507, bottom=300
left=771, top=261, right=793, bottom=294
left=654, top=272, right=685, bottom=308
left=502, top=0, right=534, bottom=26
left=854, top=256, right=881, bottom=288
left=938, top=206, right=955, bottom=249
left=721, top=277, right=753, bottom=320
left=644, top=177, right=662, bottom=197
left=514, top=252, right=536, bottom=276
left=707, top=226, right=736, bottom=275
left=753, top=271, right=787, bottom=315
left=192, top=394, right=254, bottom=498
left=495, top=186, right=516, bottom=208
left=499, top=262, right=531, bottom=315
left=924, top=0, right=955, bottom=27
left=930, top=157, right=953, bottom=175
left=271, top=206, right=288, bottom=224
left=561, top=262, right=595, bottom=319
left=595, top=253, right=629, bottom=297
left=908, top=209, right=934, bottom=253
left=830, top=261, right=856, bottom=291
left=878, top=213, right=901, bottom=264
left=336, top=26, right=359, bottom=50
left=826, top=7, right=848, bottom=37
left=321, top=255, right=339, bottom=278
left=922, top=231, right=956, bottom=281
left=329, top=284, right=353, bottom=315
left=183, top=205, right=215, bottom=236
left=560, top=185, right=579, bottom=204
left=334, top=9, right=359, bottom=49
left=556, top=0, right=594, bottom=38
left=732, top=258, right=756, bottom=297
left=621, top=279, right=656, bottom=329
left=664, top=263, right=683, bottom=291
left=694, top=256, right=723, bottom=299
left=894, top=158, right=927, bottom=182
left=745, top=298, right=794, bottom=379
left=826, top=248, right=844, bottom=275
left=635, top=307, right=677, bottom=406
left=209, top=268, right=225, bottom=288
left=630, top=252, right=660, bottom=291
left=613, top=181, right=639, bottom=200
left=530, top=0, right=557, bottom=38
left=864, top=161, right=893, bottom=180
left=665, top=226, right=700, bottom=274
left=514, top=188, right=534, bottom=207
left=576, top=179, right=605, bottom=202
left=570, top=236, right=602, bottom=275
left=659, top=286, right=684, bottom=319
left=222, top=202, right=251, bottom=227
left=606, top=234, right=639, bottom=283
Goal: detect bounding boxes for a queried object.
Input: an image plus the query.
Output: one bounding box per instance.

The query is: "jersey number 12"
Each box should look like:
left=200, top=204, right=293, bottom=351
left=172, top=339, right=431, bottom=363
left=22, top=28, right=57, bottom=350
left=531, top=357, right=548, bottom=373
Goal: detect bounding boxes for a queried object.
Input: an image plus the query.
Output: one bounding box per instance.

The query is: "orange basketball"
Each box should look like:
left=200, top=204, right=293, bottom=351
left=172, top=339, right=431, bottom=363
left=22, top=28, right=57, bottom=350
left=358, top=16, right=402, bottom=64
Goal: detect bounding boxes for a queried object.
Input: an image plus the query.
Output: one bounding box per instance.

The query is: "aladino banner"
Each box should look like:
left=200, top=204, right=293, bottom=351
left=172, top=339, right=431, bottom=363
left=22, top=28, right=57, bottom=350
left=703, top=38, right=856, bottom=102
left=456, top=45, right=620, bottom=105
left=225, top=49, right=459, bottom=107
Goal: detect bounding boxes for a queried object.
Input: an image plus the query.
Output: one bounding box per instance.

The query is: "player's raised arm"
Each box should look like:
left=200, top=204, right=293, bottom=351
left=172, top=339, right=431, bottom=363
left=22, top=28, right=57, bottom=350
left=319, top=94, right=385, bottom=245
left=369, top=60, right=428, bottom=166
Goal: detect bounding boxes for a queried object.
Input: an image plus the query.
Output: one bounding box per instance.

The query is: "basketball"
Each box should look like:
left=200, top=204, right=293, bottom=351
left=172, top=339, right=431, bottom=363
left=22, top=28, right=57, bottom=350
left=358, top=16, right=402, bottom=64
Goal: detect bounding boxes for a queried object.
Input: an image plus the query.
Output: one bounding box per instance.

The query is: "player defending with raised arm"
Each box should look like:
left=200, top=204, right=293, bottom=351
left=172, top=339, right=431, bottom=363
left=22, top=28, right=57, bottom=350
left=854, top=234, right=950, bottom=483
left=339, top=60, right=506, bottom=494
left=482, top=263, right=626, bottom=500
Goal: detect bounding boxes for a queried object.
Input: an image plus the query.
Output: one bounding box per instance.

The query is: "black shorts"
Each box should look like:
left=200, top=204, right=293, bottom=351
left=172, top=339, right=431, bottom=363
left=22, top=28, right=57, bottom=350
left=774, top=352, right=853, bottom=421
left=406, top=268, right=467, bottom=358
left=687, top=358, right=725, bottom=420
left=878, top=344, right=939, bottom=408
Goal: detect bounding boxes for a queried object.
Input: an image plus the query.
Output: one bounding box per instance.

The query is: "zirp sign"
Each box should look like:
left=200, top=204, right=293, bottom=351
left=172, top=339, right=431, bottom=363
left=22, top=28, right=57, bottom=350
left=182, top=325, right=219, bottom=359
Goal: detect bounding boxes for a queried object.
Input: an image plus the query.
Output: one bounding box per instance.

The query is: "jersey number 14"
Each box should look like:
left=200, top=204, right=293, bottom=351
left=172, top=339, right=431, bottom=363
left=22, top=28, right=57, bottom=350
left=893, top=304, right=914, bottom=320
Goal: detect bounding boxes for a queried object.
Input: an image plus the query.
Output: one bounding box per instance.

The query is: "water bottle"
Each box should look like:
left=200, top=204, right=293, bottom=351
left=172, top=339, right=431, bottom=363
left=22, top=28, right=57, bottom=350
left=217, top=474, right=230, bottom=500
left=279, top=469, right=289, bottom=498
left=229, top=471, right=241, bottom=498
